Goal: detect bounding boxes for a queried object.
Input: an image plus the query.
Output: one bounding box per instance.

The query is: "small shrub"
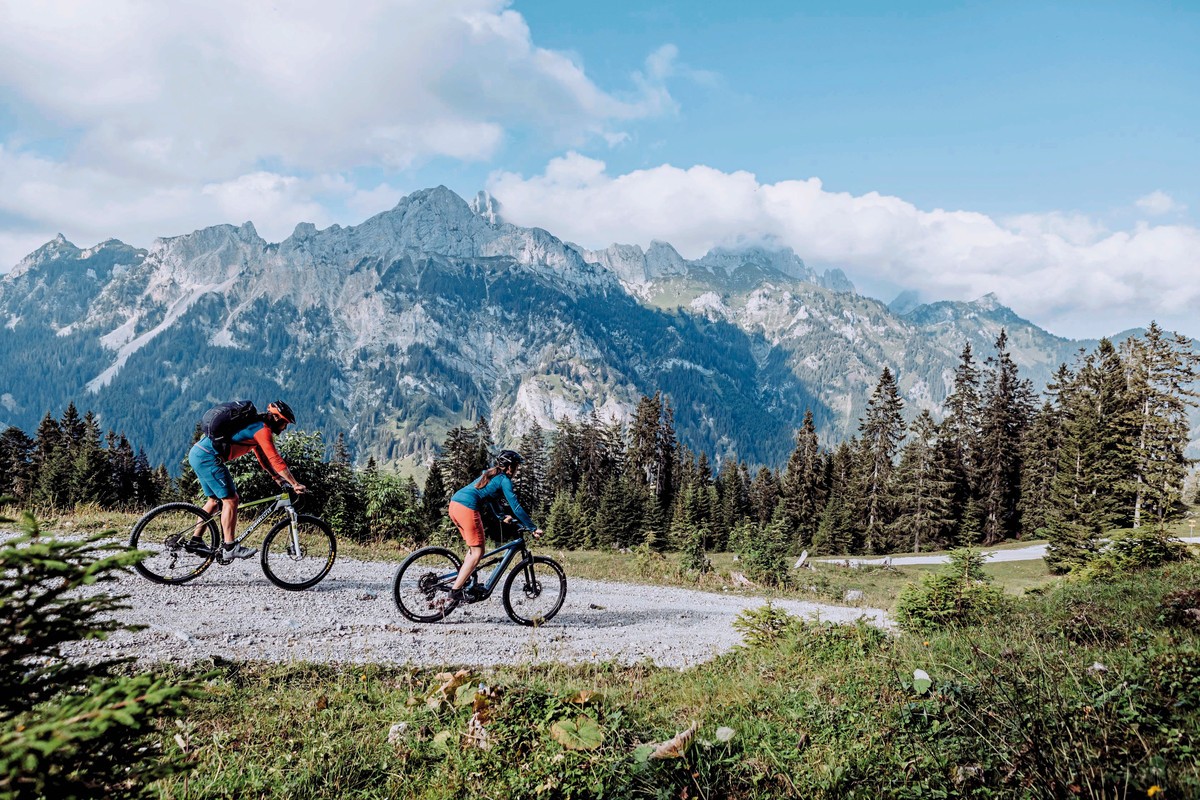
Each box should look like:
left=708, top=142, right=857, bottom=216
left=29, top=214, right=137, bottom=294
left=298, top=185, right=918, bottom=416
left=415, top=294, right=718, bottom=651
left=677, top=529, right=712, bottom=577
left=894, top=549, right=1010, bottom=633
left=0, top=511, right=200, bottom=799
left=737, top=518, right=791, bottom=588
left=732, top=602, right=799, bottom=648
left=1078, top=527, right=1194, bottom=582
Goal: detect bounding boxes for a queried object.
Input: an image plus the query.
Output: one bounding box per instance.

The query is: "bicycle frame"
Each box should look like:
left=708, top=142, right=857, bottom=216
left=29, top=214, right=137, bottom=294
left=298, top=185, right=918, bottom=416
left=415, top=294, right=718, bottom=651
left=202, top=492, right=299, bottom=550
left=441, top=536, right=531, bottom=598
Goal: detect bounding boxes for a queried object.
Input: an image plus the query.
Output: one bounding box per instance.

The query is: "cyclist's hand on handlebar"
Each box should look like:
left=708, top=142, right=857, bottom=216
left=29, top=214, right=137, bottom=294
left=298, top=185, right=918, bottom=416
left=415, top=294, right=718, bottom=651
left=532, top=528, right=544, bottom=539
left=293, top=482, right=308, bottom=494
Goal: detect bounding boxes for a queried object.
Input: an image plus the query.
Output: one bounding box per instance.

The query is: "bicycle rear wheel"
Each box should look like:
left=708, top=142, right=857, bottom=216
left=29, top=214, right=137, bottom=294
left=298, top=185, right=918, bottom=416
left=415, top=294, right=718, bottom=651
left=130, top=502, right=219, bottom=585
left=260, top=515, right=337, bottom=591
left=502, top=555, right=566, bottom=626
left=393, top=547, right=462, bottom=623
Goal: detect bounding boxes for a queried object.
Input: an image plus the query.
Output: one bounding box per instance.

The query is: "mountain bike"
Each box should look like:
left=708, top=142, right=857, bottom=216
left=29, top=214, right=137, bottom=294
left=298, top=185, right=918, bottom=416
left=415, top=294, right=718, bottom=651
left=129, top=487, right=336, bottom=591
left=393, top=530, right=566, bottom=626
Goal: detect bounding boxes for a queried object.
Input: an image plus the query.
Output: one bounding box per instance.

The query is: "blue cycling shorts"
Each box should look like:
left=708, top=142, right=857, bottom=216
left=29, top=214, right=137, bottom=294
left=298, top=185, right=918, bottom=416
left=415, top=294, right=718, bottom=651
left=188, top=441, right=237, bottom=500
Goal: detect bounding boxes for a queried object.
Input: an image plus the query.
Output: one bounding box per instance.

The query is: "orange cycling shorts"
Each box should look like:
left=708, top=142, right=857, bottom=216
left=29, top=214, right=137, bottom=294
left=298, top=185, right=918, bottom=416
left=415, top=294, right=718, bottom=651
left=448, top=501, right=485, bottom=548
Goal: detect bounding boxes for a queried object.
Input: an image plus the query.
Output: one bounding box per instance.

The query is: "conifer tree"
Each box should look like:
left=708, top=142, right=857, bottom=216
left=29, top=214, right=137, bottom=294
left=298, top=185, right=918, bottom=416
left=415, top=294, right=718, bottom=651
left=748, top=466, right=780, bottom=525
left=0, top=426, right=35, bottom=501
left=544, top=417, right=582, bottom=499
left=542, top=491, right=576, bottom=548
left=515, top=425, right=548, bottom=514
left=598, top=473, right=646, bottom=548
left=890, top=410, right=956, bottom=552
left=71, top=412, right=111, bottom=507
left=856, top=367, right=905, bottom=553
left=422, top=459, right=448, bottom=524
left=473, top=415, right=495, bottom=471
left=1017, top=401, right=1062, bottom=537
left=441, top=424, right=480, bottom=490
left=1123, top=322, right=1200, bottom=527
left=812, top=441, right=856, bottom=555
left=942, top=344, right=983, bottom=543
left=976, top=330, right=1036, bottom=545
left=779, top=409, right=825, bottom=549
left=1044, top=342, right=1132, bottom=572
left=34, top=413, right=71, bottom=509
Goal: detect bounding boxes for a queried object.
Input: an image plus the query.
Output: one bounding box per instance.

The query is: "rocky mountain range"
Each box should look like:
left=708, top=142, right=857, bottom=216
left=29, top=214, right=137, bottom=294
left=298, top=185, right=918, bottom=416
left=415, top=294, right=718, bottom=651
left=0, top=186, right=1101, bottom=470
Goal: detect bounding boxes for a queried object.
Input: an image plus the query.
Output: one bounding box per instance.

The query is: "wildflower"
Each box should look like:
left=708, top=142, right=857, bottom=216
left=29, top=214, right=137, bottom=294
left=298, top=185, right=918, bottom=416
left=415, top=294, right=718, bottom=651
left=923, top=641, right=930, bottom=646
left=1148, top=786, right=1162, bottom=797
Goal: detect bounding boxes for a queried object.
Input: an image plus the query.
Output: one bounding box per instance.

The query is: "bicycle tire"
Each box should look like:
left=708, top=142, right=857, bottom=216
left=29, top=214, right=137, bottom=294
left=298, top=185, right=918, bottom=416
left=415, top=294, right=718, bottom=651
left=502, top=555, right=567, bottom=626
left=393, top=547, right=462, bottom=623
left=129, top=502, right=219, bottom=585
left=260, top=514, right=337, bottom=591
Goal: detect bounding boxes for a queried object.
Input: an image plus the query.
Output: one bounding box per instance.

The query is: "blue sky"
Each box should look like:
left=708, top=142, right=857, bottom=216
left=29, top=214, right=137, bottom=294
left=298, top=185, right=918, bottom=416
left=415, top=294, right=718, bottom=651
left=0, top=0, right=1196, bottom=338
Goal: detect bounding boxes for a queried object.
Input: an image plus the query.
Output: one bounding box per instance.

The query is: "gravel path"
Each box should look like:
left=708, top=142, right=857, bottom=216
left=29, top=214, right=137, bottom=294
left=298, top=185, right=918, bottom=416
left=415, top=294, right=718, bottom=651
left=817, top=536, right=1200, bottom=568
left=63, top=555, right=890, bottom=669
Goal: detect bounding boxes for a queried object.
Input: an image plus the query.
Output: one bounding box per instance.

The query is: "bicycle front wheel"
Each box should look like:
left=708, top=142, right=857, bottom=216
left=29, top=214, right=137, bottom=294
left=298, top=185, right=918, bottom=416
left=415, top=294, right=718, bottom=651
left=130, top=502, right=219, bottom=585
left=502, top=555, right=566, bottom=626
left=393, top=547, right=462, bottom=623
left=260, top=515, right=337, bottom=591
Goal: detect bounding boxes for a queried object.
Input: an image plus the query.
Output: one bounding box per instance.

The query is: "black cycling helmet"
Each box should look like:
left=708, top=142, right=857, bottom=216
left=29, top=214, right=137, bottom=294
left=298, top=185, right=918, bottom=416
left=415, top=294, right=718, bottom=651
left=267, top=400, right=296, bottom=427
left=495, top=449, right=523, bottom=469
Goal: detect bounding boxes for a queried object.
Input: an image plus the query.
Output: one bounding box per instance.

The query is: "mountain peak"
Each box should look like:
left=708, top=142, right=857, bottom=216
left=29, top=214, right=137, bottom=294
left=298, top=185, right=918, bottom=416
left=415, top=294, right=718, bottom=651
left=469, top=190, right=504, bottom=227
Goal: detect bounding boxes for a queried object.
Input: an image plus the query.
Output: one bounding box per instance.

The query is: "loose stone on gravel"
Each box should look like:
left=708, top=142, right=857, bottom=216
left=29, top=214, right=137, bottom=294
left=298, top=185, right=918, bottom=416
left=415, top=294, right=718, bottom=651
left=60, top=554, right=891, bottom=669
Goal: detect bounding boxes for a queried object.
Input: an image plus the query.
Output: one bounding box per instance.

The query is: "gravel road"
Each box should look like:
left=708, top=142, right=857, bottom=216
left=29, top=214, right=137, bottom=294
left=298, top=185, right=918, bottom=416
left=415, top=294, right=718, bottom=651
left=62, top=554, right=890, bottom=669
left=817, top=536, right=1200, bottom=568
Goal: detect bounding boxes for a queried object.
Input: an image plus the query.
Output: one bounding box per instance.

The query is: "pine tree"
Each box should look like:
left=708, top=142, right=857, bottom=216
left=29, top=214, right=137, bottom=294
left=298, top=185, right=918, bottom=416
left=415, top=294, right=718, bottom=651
left=812, top=441, right=856, bottom=555
left=515, top=425, right=548, bottom=514
left=942, top=344, right=982, bottom=544
left=441, top=425, right=480, bottom=490
left=1017, top=401, right=1062, bottom=537
left=890, top=411, right=956, bottom=552
left=748, top=466, right=780, bottom=525
left=856, top=367, right=905, bottom=553
left=1044, top=341, right=1133, bottom=572
left=544, top=417, right=582, bottom=500
left=596, top=473, right=646, bottom=548
left=422, top=459, right=448, bottom=524
left=779, top=409, right=825, bottom=549
left=0, top=426, right=35, bottom=501
left=1124, top=322, right=1200, bottom=528
left=473, top=416, right=494, bottom=474
left=542, top=491, right=576, bottom=548
left=976, top=330, right=1036, bottom=545
left=34, top=413, right=71, bottom=509
left=71, top=412, right=111, bottom=507
left=108, top=433, right=137, bottom=508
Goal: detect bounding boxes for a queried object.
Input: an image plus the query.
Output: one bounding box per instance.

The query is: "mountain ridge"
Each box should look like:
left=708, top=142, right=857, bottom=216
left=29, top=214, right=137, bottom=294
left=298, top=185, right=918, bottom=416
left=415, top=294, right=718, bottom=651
left=0, top=187, right=1135, bottom=470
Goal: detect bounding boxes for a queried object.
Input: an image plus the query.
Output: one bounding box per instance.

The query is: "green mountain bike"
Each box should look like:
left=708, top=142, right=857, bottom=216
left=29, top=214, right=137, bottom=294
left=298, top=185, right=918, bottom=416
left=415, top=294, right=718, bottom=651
left=393, top=530, right=566, bottom=626
left=129, top=488, right=336, bottom=591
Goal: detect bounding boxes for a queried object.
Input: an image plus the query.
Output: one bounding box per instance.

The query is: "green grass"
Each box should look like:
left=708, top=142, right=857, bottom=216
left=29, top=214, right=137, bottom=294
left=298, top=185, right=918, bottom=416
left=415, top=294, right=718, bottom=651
left=141, top=560, right=1200, bottom=799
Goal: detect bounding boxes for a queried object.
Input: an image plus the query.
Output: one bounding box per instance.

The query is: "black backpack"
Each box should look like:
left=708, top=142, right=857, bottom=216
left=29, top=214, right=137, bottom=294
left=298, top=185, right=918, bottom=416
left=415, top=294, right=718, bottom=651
left=200, top=400, right=259, bottom=459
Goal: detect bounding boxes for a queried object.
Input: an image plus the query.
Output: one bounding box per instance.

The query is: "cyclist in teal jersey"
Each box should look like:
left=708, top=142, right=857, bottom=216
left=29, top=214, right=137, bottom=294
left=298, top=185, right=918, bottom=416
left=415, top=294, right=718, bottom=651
left=444, top=450, right=542, bottom=609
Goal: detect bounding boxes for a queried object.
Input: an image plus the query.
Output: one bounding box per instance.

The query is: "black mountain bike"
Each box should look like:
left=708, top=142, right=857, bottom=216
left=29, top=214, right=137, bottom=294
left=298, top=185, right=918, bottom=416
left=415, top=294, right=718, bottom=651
left=393, top=530, right=566, bottom=626
left=129, top=488, right=336, bottom=591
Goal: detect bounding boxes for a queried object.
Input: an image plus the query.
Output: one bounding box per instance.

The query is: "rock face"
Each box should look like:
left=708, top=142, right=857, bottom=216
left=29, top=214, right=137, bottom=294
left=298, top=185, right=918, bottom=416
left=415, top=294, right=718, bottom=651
left=0, top=186, right=1092, bottom=469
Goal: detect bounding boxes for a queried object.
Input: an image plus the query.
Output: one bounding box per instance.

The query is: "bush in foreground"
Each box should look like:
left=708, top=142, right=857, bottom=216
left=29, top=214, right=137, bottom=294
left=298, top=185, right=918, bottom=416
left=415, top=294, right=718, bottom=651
left=0, top=512, right=199, bottom=799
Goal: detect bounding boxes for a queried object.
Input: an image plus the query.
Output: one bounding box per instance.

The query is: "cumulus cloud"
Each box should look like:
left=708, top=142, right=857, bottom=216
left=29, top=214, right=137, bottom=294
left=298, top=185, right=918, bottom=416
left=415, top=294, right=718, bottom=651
left=0, top=0, right=673, bottom=266
left=488, top=153, right=1200, bottom=337
left=1136, top=190, right=1185, bottom=217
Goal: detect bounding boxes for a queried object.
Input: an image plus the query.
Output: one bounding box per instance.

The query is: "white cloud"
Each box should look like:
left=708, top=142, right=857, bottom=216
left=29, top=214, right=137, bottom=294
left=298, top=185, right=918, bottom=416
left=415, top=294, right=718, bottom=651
left=0, top=0, right=674, bottom=267
left=0, top=0, right=668, bottom=175
left=1136, top=190, right=1185, bottom=217
left=488, top=153, right=1200, bottom=337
